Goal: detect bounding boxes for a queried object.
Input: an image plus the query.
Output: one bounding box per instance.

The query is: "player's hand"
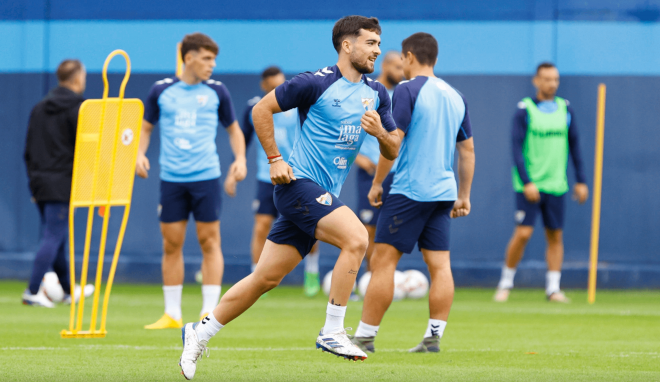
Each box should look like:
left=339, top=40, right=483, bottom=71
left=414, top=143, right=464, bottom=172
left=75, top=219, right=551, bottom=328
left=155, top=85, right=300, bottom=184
left=136, top=153, right=150, bottom=179
left=451, top=198, right=471, bottom=218
left=368, top=183, right=384, bottom=208
left=228, top=158, right=247, bottom=182
left=270, top=160, right=296, bottom=185
left=523, top=182, right=540, bottom=203
left=573, top=183, right=589, bottom=204
left=224, top=173, right=237, bottom=197
left=361, top=110, right=385, bottom=138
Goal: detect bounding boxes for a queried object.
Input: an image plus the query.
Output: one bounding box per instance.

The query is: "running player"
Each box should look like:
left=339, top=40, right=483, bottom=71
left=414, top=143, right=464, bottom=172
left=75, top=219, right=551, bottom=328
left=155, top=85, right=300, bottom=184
left=179, top=16, right=401, bottom=378
left=136, top=33, right=247, bottom=329
left=239, top=66, right=322, bottom=297
left=352, top=33, right=475, bottom=354
left=494, top=62, right=588, bottom=303
left=354, top=51, right=403, bottom=269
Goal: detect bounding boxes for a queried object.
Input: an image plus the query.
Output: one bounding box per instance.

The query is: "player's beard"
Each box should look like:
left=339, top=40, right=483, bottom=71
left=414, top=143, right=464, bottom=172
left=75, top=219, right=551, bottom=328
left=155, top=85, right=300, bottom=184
left=350, top=52, right=375, bottom=74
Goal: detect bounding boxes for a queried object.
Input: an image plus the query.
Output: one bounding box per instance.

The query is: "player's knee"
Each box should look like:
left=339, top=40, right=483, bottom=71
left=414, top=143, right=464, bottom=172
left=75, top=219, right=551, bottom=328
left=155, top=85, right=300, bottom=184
left=515, top=227, right=534, bottom=242
left=198, top=233, right=220, bottom=253
left=546, top=229, right=563, bottom=244
left=343, top=226, right=369, bottom=258
left=253, top=272, right=281, bottom=292
left=163, top=237, right=184, bottom=256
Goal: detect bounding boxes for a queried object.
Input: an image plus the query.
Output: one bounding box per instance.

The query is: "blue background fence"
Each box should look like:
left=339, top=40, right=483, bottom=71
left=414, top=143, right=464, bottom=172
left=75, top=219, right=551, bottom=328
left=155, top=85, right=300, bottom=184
left=1, top=0, right=659, bottom=288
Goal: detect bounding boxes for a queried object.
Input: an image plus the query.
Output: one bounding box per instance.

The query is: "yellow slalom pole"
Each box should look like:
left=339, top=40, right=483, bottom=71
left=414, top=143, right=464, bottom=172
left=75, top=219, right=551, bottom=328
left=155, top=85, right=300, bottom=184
left=176, top=43, right=184, bottom=77
left=100, top=205, right=131, bottom=333
left=588, top=84, right=606, bottom=304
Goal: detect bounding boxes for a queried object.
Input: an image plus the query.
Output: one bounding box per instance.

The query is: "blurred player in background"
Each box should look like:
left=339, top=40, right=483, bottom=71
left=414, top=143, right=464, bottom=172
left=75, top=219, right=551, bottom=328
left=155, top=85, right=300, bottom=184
left=136, top=33, right=247, bottom=329
left=179, top=16, right=401, bottom=377
left=22, top=59, right=90, bottom=307
left=354, top=51, right=403, bottom=269
left=353, top=33, right=475, bottom=354
left=494, top=62, right=588, bottom=303
left=239, top=66, right=322, bottom=297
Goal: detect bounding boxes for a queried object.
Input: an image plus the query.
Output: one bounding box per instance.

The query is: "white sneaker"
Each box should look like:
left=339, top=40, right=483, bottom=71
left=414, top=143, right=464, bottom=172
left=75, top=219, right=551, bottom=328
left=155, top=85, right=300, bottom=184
left=493, top=288, right=510, bottom=302
left=316, top=328, right=367, bottom=361
left=22, top=288, right=55, bottom=308
left=63, top=284, right=95, bottom=305
left=179, top=322, right=209, bottom=380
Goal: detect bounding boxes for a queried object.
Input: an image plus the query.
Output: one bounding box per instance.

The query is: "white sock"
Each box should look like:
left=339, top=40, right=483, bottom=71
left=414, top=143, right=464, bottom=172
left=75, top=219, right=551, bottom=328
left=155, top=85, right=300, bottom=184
left=201, top=285, right=221, bottom=316
left=322, top=303, right=346, bottom=335
left=305, top=249, right=320, bottom=274
left=195, top=311, right=224, bottom=344
left=546, top=271, right=561, bottom=295
left=355, top=321, right=379, bottom=338
left=163, top=285, right=183, bottom=321
left=251, top=262, right=257, bottom=273
left=498, top=267, right=517, bottom=290
left=424, top=319, right=447, bottom=338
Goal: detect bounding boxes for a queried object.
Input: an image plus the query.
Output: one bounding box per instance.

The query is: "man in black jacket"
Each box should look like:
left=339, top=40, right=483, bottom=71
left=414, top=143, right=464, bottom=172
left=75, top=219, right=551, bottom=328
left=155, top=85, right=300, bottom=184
left=23, top=59, right=87, bottom=307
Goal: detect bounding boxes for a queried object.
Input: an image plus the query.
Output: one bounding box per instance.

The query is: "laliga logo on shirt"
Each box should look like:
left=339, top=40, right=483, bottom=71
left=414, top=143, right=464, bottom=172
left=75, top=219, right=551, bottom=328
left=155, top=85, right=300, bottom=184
left=196, top=95, right=209, bottom=106
left=361, top=98, right=374, bottom=111
left=333, top=156, right=348, bottom=169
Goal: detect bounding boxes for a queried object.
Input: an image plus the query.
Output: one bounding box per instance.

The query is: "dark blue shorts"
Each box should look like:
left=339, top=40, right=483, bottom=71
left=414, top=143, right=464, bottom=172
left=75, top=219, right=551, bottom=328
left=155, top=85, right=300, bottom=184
left=267, top=178, right=345, bottom=257
left=515, top=192, right=565, bottom=230
left=357, top=169, right=394, bottom=226
left=375, top=194, right=454, bottom=253
left=253, top=181, right=278, bottom=217
left=159, top=178, right=221, bottom=223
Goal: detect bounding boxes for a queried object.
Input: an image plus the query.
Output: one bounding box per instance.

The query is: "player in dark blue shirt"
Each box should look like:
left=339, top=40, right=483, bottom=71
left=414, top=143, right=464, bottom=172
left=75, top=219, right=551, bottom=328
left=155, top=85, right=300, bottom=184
left=179, top=17, right=401, bottom=376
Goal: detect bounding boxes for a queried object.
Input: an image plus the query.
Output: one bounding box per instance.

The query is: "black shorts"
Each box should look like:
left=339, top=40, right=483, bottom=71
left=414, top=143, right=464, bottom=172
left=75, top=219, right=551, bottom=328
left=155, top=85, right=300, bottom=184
left=356, top=168, right=394, bottom=226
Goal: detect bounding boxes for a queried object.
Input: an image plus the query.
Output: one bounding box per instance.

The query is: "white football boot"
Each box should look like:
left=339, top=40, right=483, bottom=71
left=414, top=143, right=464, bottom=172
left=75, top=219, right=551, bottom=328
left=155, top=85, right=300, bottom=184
left=316, top=328, right=367, bottom=361
left=22, top=288, right=54, bottom=308
left=179, top=322, right=209, bottom=380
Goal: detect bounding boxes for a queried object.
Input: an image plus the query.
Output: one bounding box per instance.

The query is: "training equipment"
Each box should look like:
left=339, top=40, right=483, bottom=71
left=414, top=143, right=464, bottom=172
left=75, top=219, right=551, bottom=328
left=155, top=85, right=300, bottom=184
left=179, top=322, right=210, bottom=380
left=144, top=313, right=183, bottom=330
left=588, top=83, right=607, bottom=304
left=402, top=270, right=429, bottom=299
left=42, top=272, right=64, bottom=302
left=393, top=270, right=406, bottom=301
left=61, top=50, right=144, bottom=338
left=316, top=329, right=368, bottom=361
left=322, top=270, right=356, bottom=296
left=409, top=336, right=441, bottom=353
left=357, top=272, right=371, bottom=297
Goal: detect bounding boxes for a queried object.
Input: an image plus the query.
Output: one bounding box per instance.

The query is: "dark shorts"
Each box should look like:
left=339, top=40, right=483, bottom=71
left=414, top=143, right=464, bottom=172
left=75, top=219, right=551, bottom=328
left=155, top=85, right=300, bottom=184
left=515, top=192, right=565, bottom=230
left=357, top=168, right=394, bottom=226
left=375, top=194, right=454, bottom=253
left=159, top=178, right=222, bottom=223
left=267, top=178, right=345, bottom=258
left=253, top=181, right=278, bottom=217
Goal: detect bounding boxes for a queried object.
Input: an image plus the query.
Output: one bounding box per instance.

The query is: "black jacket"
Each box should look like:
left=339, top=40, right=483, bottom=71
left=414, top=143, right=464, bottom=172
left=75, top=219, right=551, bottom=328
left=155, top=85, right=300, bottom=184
left=24, top=86, right=85, bottom=203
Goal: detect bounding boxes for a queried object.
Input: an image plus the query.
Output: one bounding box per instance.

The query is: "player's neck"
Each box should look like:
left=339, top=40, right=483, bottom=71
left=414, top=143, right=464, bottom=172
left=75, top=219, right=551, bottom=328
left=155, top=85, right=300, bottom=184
left=336, top=60, right=364, bottom=83
left=408, top=65, right=436, bottom=79
left=179, top=69, right=203, bottom=86
left=536, top=91, right=556, bottom=102
left=376, top=74, right=395, bottom=90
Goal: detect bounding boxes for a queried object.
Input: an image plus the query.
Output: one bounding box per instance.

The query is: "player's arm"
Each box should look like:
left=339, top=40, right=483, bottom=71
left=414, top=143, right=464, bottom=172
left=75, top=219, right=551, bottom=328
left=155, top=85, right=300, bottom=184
left=567, top=105, right=588, bottom=204
left=368, top=128, right=405, bottom=208
left=252, top=91, right=295, bottom=184
left=453, top=137, right=475, bottom=218
left=361, top=112, right=400, bottom=160
left=223, top=121, right=247, bottom=197
left=136, top=120, right=153, bottom=179
left=513, top=108, right=540, bottom=203
left=354, top=154, right=377, bottom=175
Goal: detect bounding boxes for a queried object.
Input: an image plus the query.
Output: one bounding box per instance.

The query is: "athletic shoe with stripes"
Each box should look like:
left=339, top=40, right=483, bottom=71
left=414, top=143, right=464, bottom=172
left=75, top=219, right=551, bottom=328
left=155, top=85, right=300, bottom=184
left=179, top=322, right=209, bottom=380
left=351, top=335, right=376, bottom=353
left=409, top=335, right=441, bottom=353
left=316, top=328, right=367, bottom=361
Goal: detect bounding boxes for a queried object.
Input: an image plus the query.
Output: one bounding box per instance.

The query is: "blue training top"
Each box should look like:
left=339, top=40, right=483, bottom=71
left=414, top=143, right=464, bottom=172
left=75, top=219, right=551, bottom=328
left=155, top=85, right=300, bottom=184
left=358, top=88, right=395, bottom=169
left=242, top=96, right=300, bottom=183
left=390, top=76, right=473, bottom=202
left=144, top=77, right=236, bottom=182
left=274, top=65, right=397, bottom=196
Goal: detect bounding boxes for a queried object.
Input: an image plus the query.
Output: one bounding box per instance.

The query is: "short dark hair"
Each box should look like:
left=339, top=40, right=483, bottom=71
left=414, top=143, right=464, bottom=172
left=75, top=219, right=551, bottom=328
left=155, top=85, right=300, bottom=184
left=401, top=33, right=438, bottom=66
left=180, top=32, right=219, bottom=60
left=261, top=66, right=283, bottom=80
left=536, top=62, right=556, bottom=75
left=56, top=59, right=83, bottom=83
left=332, top=16, right=381, bottom=53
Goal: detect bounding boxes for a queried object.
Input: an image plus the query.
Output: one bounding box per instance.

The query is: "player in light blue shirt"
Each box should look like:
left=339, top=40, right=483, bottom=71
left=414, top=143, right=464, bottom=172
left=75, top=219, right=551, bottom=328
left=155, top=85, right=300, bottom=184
left=353, top=33, right=475, bottom=354
left=179, top=17, right=401, bottom=375
left=353, top=51, right=404, bottom=270
left=240, top=66, right=323, bottom=298
left=136, top=33, right=247, bottom=331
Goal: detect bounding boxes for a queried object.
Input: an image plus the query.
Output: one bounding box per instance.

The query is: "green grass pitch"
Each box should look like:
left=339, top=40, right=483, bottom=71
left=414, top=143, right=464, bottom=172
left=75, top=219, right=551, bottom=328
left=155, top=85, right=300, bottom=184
left=1, top=281, right=659, bottom=381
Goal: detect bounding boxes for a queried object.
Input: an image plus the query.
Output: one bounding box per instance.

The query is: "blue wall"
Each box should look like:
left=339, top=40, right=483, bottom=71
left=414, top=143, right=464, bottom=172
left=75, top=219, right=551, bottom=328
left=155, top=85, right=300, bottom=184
left=1, top=1, right=660, bottom=288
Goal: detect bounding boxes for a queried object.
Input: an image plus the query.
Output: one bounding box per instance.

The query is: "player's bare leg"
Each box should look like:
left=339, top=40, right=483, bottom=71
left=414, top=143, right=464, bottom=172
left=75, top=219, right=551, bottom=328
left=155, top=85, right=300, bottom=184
left=495, top=225, right=534, bottom=302
left=251, top=214, right=274, bottom=269
left=545, top=228, right=568, bottom=302
left=146, top=221, right=187, bottom=329
left=363, top=224, right=377, bottom=271
left=196, top=221, right=224, bottom=318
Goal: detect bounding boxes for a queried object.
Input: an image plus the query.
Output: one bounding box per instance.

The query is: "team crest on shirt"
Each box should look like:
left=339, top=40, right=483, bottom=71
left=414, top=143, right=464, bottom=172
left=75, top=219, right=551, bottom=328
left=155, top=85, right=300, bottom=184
left=316, top=192, right=333, bottom=206
left=361, top=98, right=374, bottom=111
left=515, top=210, right=526, bottom=223
left=197, top=95, right=209, bottom=106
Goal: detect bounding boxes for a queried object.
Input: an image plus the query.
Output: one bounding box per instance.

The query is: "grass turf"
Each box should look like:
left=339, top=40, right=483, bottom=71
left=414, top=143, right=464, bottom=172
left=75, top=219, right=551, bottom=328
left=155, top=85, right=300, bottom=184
left=1, top=281, right=659, bottom=381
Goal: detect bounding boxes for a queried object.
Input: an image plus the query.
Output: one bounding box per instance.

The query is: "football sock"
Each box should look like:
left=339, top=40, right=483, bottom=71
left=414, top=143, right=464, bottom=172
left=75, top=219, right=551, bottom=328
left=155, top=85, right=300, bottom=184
left=305, top=248, right=320, bottom=274
left=424, top=319, right=447, bottom=338
left=251, top=262, right=257, bottom=273
left=195, top=311, right=224, bottom=344
left=498, top=266, right=517, bottom=290
left=322, top=302, right=346, bottom=334
left=355, top=321, right=379, bottom=338
left=163, top=285, right=183, bottom=321
left=546, top=271, right=561, bottom=295
left=201, top=285, right=221, bottom=316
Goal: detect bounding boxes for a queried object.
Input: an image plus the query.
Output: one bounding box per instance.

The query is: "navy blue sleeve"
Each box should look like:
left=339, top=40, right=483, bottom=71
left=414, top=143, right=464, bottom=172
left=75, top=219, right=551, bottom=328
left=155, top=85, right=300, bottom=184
left=242, top=104, right=255, bottom=148
left=456, top=95, right=473, bottom=142
left=512, top=107, right=531, bottom=184
left=208, top=81, right=237, bottom=128
left=391, top=85, right=414, bottom=133
left=274, top=72, right=322, bottom=111
left=374, top=82, right=397, bottom=132
left=144, top=84, right=161, bottom=124
left=567, top=104, right=587, bottom=183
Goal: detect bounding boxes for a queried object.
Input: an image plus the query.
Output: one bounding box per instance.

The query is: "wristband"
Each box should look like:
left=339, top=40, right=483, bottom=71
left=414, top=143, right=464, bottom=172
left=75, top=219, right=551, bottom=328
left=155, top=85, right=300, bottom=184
left=268, top=157, right=283, bottom=164
left=267, top=154, right=282, bottom=160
